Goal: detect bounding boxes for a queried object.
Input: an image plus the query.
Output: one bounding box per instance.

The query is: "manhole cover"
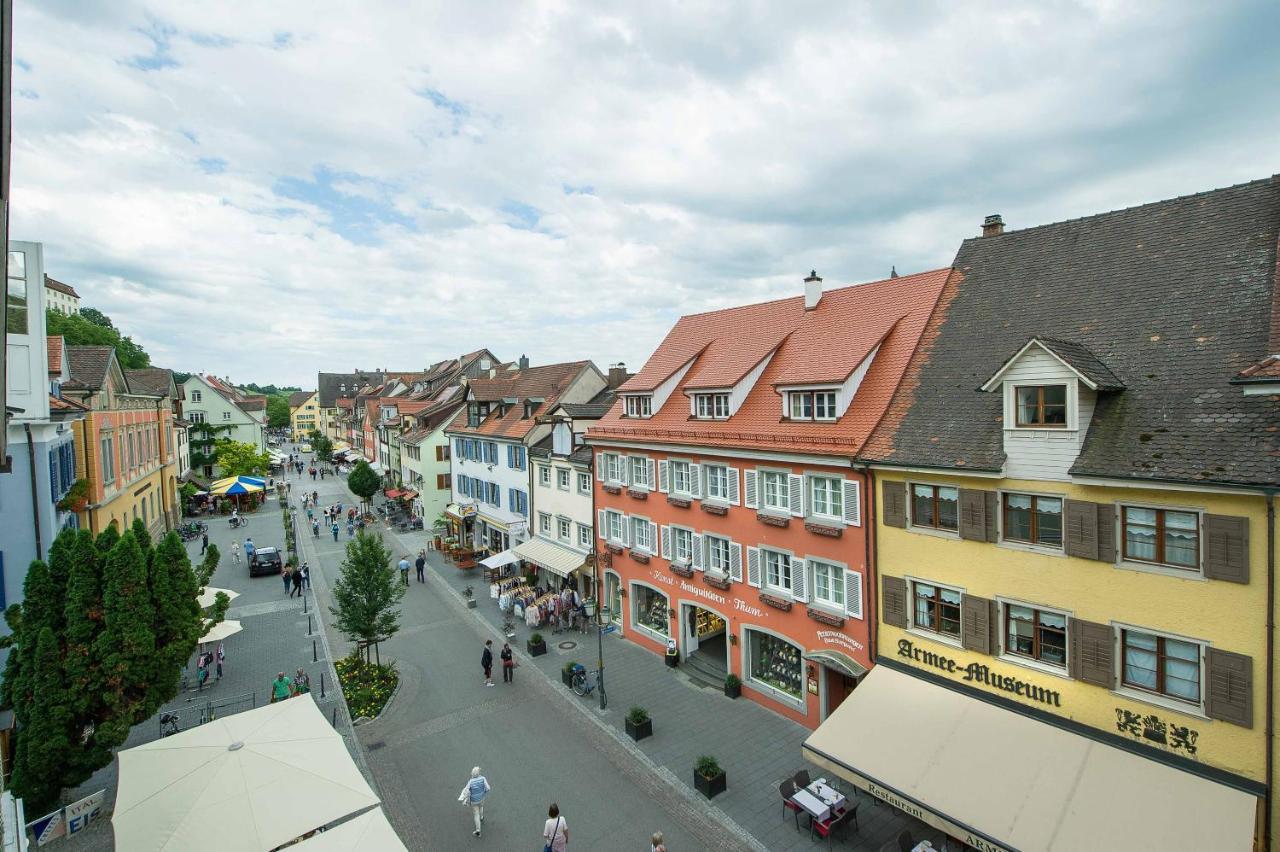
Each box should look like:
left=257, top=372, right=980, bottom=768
left=557, top=641, right=578, bottom=651
left=367, top=740, right=386, bottom=751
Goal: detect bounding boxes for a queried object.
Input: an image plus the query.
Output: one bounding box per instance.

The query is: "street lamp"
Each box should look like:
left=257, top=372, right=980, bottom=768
left=594, top=548, right=610, bottom=710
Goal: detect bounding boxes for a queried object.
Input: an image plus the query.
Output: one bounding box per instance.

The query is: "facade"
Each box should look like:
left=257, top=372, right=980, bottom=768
left=397, top=386, right=466, bottom=522
left=801, top=180, right=1280, bottom=851
left=288, top=390, right=318, bottom=440
left=317, top=370, right=386, bottom=443
left=180, top=374, right=266, bottom=478
left=43, top=275, right=80, bottom=315
left=446, top=361, right=605, bottom=554
left=587, top=270, right=948, bottom=726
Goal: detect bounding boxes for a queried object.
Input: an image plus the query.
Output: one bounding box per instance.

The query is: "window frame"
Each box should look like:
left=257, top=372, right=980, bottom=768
left=557, top=516, right=572, bottom=542
left=909, top=578, right=963, bottom=641
left=671, top=526, right=694, bottom=564
left=605, top=510, right=625, bottom=543
left=909, top=483, right=960, bottom=533
left=704, top=533, right=731, bottom=575
left=1013, top=384, right=1068, bottom=428
left=628, top=456, right=651, bottom=489
left=538, top=465, right=551, bottom=487
left=703, top=463, right=729, bottom=502
left=1000, top=601, right=1069, bottom=671
left=693, top=393, right=730, bottom=420
left=602, top=452, right=623, bottom=484
left=1001, top=491, right=1065, bottom=550
left=787, top=389, right=839, bottom=422
left=809, top=558, right=845, bottom=610
left=556, top=467, right=571, bottom=491
left=624, top=395, right=652, bottom=418
left=808, top=475, right=843, bottom=521
left=1118, top=625, right=1205, bottom=710
left=577, top=472, right=592, bottom=494
left=632, top=516, right=654, bottom=553
left=669, top=460, right=692, bottom=496
left=577, top=523, right=592, bottom=549
left=538, top=512, right=552, bottom=535
left=761, top=547, right=792, bottom=593
left=1120, top=505, right=1201, bottom=572
left=760, top=469, right=789, bottom=513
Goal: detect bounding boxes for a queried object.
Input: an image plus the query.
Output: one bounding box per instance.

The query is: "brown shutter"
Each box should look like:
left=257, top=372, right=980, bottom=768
left=961, top=594, right=992, bottom=654
left=1069, top=619, right=1115, bottom=688
left=1095, top=504, right=1116, bottom=564
left=1203, top=515, right=1249, bottom=584
left=882, top=481, right=906, bottom=528
left=1063, top=499, right=1099, bottom=560
left=958, top=489, right=988, bottom=541
left=881, top=576, right=908, bottom=628
left=436, top=445, right=445, bottom=461
left=1205, top=648, right=1252, bottom=728
left=984, top=491, right=998, bottom=542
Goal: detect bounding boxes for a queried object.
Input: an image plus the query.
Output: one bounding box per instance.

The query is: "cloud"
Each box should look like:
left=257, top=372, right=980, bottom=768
left=8, top=0, right=1280, bottom=387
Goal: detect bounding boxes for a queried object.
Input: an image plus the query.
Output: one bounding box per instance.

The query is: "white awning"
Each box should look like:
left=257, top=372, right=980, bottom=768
left=294, top=807, right=406, bottom=851
left=512, top=537, right=587, bottom=578
left=479, top=549, right=520, bottom=570
left=802, top=666, right=1258, bottom=852
left=476, top=505, right=523, bottom=532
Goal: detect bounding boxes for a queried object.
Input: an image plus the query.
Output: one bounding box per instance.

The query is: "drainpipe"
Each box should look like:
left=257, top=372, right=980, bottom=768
left=859, top=464, right=878, bottom=664
left=78, top=414, right=96, bottom=534
left=25, top=424, right=43, bottom=561
left=1266, top=489, right=1276, bottom=852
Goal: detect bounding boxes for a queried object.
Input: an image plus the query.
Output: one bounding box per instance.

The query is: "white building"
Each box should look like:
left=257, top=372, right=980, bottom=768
left=179, top=374, right=267, bottom=478
left=43, top=275, right=80, bottom=315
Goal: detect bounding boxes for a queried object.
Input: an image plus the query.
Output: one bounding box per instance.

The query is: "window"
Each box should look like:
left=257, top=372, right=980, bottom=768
left=1004, top=604, right=1067, bottom=668
left=670, top=460, right=691, bottom=495
left=188, top=411, right=205, bottom=423
left=633, top=585, right=669, bottom=636
left=557, top=468, right=570, bottom=490
left=190, top=390, right=202, bottom=403
left=761, top=471, right=788, bottom=512
left=1002, top=493, right=1063, bottom=548
left=577, top=524, right=592, bottom=549
left=539, top=512, right=551, bottom=534
left=1122, top=629, right=1201, bottom=704
left=809, top=476, right=843, bottom=519
left=1015, top=385, right=1067, bottom=427
left=606, top=510, right=625, bottom=543
left=578, top=472, right=591, bottom=494
left=632, top=518, right=653, bottom=552
left=625, top=396, right=652, bottom=418
left=6, top=251, right=27, bottom=334
left=912, top=581, right=962, bottom=639
left=788, top=390, right=838, bottom=421
left=694, top=393, right=730, bottom=419
left=747, top=630, right=802, bottom=699
left=763, top=549, right=791, bottom=590
left=513, top=489, right=528, bottom=517
left=810, top=559, right=845, bottom=609
left=1122, top=507, right=1199, bottom=570
left=705, top=534, right=730, bottom=574
left=100, top=435, right=115, bottom=482
left=628, top=456, right=650, bottom=489
left=558, top=517, right=572, bottom=541
left=222, top=411, right=232, bottom=421
left=911, top=484, right=959, bottom=531
left=704, top=464, right=729, bottom=502
left=602, top=452, right=623, bottom=484
left=538, top=466, right=551, bottom=487
left=671, top=527, right=693, bottom=563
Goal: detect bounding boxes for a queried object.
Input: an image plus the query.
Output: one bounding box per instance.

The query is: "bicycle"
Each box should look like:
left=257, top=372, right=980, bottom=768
left=571, top=666, right=601, bottom=697
left=159, top=711, right=181, bottom=737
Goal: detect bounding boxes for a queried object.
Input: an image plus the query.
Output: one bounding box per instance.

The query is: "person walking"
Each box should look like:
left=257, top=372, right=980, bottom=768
left=292, top=667, right=311, bottom=694
left=543, top=803, right=568, bottom=852
left=216, top=642, right=225, bottom=680
left=346, top=520, right=354, bottom=538
left=281, top=564, right=292, bottom=596
left=200, top=531, right=209, bottom=555
left=232, top=540, right=241, bottom=564
left=398, top=556, right=410, bottom=586
left=290, top=565, right=303, bottom=598
left=301, top=562, right=311, bottom=590
left=271, top=672, right=292, bottom=703
left=650, top=832, right=666, bottom=852
left=458, top=767, right=490, bottom=838
left=415, top=551, right=426, bottom=583
left=331, top=521, right=340, bottom=542
left=481, top=640, right=494, bottom=687
left=500, top=642, right=513, bottom=683
left=244, top=537, right=255, bottom=561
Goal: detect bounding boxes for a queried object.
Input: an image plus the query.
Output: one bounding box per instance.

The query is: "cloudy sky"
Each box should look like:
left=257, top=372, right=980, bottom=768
left=11, top=1, right=1280, bottom=387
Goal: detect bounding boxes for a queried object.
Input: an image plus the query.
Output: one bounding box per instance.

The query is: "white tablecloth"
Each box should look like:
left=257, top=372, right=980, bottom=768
left=792, top=780, right=847, bottom=823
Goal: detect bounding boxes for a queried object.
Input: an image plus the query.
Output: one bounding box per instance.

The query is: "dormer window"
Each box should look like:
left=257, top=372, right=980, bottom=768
left=624, top=395, right=652, bottom=418
left=693, top=393, right=730, bottom=420
left=1015, top=385, right=1067, bottom=428
left=787, top=390, right=837, bottom=421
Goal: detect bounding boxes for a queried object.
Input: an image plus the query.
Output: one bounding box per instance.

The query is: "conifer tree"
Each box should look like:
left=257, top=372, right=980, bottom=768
left=10, top=627, right=73, bottom=815
left=95, top=522, right=120, bottom=555
left=145, top=533, right=202, bottom=715
left=62, top=529, right=110, bottom=786
left=196, top=544, right=220, bottom=588
left=94, top=532, right=157, bottom=746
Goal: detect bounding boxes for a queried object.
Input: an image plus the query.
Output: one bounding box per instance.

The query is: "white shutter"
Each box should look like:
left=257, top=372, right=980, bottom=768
left=730, top=543, right=744, bottom=582
left=647, top=459, right=656, bottom=490
left=727, top=468, right=740, bottom=505
left=658, top=460, right=670, bottom=493
left=595, top=453, right=604, bottom=481
left=843, top=479, right=862, bottom=527
left=618, top=457, right=630, bottom=486
left=788, top=474, right=805, bottom=517
left=790, top=557, right=808, bottom=602
left=691, top=534, right=703, bottom=570
left=689, top=464, right=701, bottom=498
left=746, top=547, right=761, bottom=588
left=649, top=521, right=659, bottom=555
left=845, top=569, right=864, bottom=619
left=661, top=525, right=672, bottom=560
left=598, top=509, right=607, bottom=540
left=744, top=469, right=758, bottom=509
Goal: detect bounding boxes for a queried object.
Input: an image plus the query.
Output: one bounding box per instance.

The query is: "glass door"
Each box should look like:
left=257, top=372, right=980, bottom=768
left=606, top=574, right=622, bottom=624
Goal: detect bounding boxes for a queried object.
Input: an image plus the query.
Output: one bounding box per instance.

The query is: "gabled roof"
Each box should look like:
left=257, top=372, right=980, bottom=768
left=449, top=361, right=597, bottom=440
left=63, top=346, right=116, bottom=391
left=862, top=175, right=1280, bottom=488
left=981, top=337, right=1126, bottom=392
left=49, top=394, right=88, bottom=413
left=47, top=336, right=64, bottom=376
left=1231, top=355, right=1280, bottom=384
left=124, top=367, right=175, bottom=398
left=559, top=387, right=620, bottom=419
left=288, top=390, right=315, bottom=407
left=44, top=275, right=79, bottom=298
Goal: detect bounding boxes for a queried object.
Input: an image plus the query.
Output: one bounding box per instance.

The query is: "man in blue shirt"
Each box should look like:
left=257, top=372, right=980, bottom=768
left=460, top=766, right=490, bottom=837
left=398, top=556, right=410, bottom=586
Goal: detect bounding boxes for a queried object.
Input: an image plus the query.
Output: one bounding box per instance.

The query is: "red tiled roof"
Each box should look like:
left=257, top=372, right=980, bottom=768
left=450, top=361, right=595, bottom=440
left=47, top=336, right=64, bottom=375
left=49, top=394, right=87, bottom=411
left=337, top=397, right=355, bottom=409
left=590, top=269, right=951, bottom=456
left=1235, top=354, right=1280, bottom=381
left=44, top=276, right=80, bottom=298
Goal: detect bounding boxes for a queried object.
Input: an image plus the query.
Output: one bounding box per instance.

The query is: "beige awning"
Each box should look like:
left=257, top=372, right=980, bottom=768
left=294, top=808, right=407, bottom=851
left=802, top=666, right=1257, bottom=852
left=200, top=619, right=242, bottom=643
left=480, top=549, right=520, bottom=570
left=802, top=649, right=867, bottom=680
left=197, top=587, right=239, bottom=609
left=513, top=537, right=587, bottom=578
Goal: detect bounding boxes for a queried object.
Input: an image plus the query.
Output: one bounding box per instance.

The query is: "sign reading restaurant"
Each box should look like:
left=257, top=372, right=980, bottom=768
left=898, top=638, right=1062, bottom=708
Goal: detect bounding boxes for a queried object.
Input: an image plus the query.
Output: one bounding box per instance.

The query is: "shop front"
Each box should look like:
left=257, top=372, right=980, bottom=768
left=475, top=508, right=526, bottom=554
left=512, top=537, right=592, bottom=596
left=443, top=501, right=477, bottom=547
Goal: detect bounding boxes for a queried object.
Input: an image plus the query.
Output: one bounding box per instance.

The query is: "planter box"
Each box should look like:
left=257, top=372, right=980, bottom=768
left=466, top=598, right=478, bottom=609
left=703, top=573, right=731, bottom=590
left=759, top=592, right=793, bottom=612
left=602, top=484, right=623, bottom=495
left=527, top=639, right=547, bottom=657
left=665, top=652, right=679, bottom=668
left=666, top=496, right=691, bottom=508
left=700, top=502, right=728, bottom=516
left=694, top=769, right=727, bottom=799
left=669, top=563, right=694, bottom=578
left=804, top=520, right=843, bottom=538
left=629, top=551, right=650, bottom=565
left=562, top=669, right=577, bottom=687
left=757, top=512, right=790, bottom=528
left=626, top=717, right=652, bottom=741
left=724, top=682, right=741, bottom=699
left=627, top=487, right=649, bottom=500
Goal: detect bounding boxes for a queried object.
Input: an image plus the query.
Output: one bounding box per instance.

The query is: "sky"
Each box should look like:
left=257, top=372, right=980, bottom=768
left=10, top=1, right=1280, bottom=388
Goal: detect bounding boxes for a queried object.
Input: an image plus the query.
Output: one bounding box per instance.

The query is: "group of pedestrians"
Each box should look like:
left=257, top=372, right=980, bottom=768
left=480, top=639, right=515, bottom=686
left=397, top=551, right=428, bottom=586
left=457, top=768, right=570, bottom=848
left=281, top=562, right=310, bottom=596
left=270, top=668, right=312, bottom=703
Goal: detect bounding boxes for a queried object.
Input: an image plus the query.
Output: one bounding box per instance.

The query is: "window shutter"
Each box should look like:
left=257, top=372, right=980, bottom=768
left=646, top=459, right=656, bottom=491
left=1068, top=619, right=1115, bottom=688
left=1205, top=648, right=1253, bottom=728
left=617, top=456, right=629, bottom=486
left=958, top=489, right=988, bottom=541
left=788, top=473, right=804, bottom=517
left=436, top=445, right=444, bottom=461
left=842, top=480, right=861, bottom=526
left=49, top=453, right=59, bottom=499
left=1203, top=515, right=1249, bottom=584
left=790, top=558, right=807, bottom=602
left=619, top=515, right=629, bottom=547
left=688, top=464, right=701, bottom=498
left=691, top=534, right=703, bottom=570
left=1064, top=500, right=1100, bottom=560
left=727, top=468, right=740, bottom=505
left=984, top=492, right=999, bottom=542
left=844, top=570, right=863, bottom=619
left=661, top=526, right=671, bottom=560
left=658, top=460, right=669, bottom=493
left=960, top=595, right=993, bottom=654
left=746, top=547, right=761, bottom=588
left=1096, top=503, right=1116, bottom=564
left=882, top=481, right=906, bottom=528
left=649, top=522, right=659, bottom=555
left=598, top=510, right=607, bottom=540
left=595, top=453, right=604, bottom=481
left=744, top=470, right=758, bottom=509
left=881, top=576, right=907, bottom=628
left=730, top=543, right=743, bottom=582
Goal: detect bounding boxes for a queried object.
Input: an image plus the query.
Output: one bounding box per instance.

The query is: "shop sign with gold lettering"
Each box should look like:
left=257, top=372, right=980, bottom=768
left=897, top=639, right=1062, bottom=708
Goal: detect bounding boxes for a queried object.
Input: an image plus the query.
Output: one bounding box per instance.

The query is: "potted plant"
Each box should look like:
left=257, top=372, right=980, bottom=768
left=527, top=632, right=547, bottom=657
left=562, top=660, right=579, bottom=687
left=463, top=585, right=477, bottom=608
left=724, top=672, right=741, bottom=699
left=625, top=706, right=652, bottom=741
left=694, top=754, right=726, bottom=799
left=57, top=478, right=90, bottom=513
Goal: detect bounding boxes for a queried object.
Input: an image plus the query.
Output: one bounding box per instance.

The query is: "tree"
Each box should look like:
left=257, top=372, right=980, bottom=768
left=213, top=439, right=271, bottom=477
left=46, top=308, right=150, bottom=369
left=266, top=395, right=291, bottom=429
left=94, top=532, right=157, bottom=748
left=79, top=306, right=114, bottom=329
left=62, top=529, right=111, bottom=786
left=196, top=544, right=220, bottom=588
left=329, top=531, right=405, bottom=662
left=347, top=460, right=380, bottom=510
left=145, top=533, right=203, bottom=717
left=12, top=627, right=73, bottom=814
left=308, top=430, right=333, bottom=458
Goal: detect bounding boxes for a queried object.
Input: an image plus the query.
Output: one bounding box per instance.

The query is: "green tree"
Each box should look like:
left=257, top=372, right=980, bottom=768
left=46, top=308, right=151, bottom=369
left=95, top=522, right=121, bottom=555
left=266, top=395, right=291, bottom=428
left=11, top=626, right=73, bottom=814
left=308, top=430, right=333, bottom=458
left=94, top=532, right=157, bottom=747
left=347, top=459, right=380, bottom=510
left=131, top=517, right=153, bottom=558
left=145, top=533, right=203, bottom=716
left=213, top=439, right=271, bottom=477
left=329, top=531, right=405, bottom=663
left=63, top=530, right=111, bottom=786
left=196, top=544, right=220, bottom=588
left=79, top=306, right=114, bottom=329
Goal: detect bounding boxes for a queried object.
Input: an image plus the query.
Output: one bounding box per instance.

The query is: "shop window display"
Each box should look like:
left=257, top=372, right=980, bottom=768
left=633, top=585, right=670, bottom=636
left=747, top=630, right=802, bottom=699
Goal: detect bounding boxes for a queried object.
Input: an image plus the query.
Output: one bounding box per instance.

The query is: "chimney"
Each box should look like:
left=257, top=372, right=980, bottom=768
left=804, top=270, right=823, bottom=311
left=607, top=363, right=628, bottom=388
left=982, top=214, right=1005, bottom=237
left=890, top=265, right=898, bottom=279
left=518, top=354, right=530, bottom=370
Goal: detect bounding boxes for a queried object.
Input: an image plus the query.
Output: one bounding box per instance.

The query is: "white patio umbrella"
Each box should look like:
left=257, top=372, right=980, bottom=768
left=293, top=808, right=407, bottom=851
left=199, top=619, right=242, bottom=643
left=112, top=695, right=379, bottom=852
left=197, top=587, right=239, bottom=608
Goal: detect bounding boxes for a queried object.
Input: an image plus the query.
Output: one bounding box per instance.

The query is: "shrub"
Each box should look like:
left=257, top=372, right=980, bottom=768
left=695, top=755, right=721, bottom=778
left=627, top=705, right=649, bottom=725
left=563, top=660, right=579, bottom=674
left=530, top=632, right=544, bottom=645
left=724, top=673, right=741, bottom=688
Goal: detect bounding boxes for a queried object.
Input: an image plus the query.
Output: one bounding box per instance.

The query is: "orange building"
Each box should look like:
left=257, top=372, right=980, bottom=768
left=586, top=269, right=948, bottom=727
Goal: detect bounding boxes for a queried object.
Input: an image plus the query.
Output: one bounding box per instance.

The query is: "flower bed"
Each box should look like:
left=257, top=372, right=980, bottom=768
left=334, top=655, right=399, bottom=720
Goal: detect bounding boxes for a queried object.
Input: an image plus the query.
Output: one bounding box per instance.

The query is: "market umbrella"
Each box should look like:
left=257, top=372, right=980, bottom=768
left=293, top=808, right=407, bottom=851
left=200, top=619, right=242, bottom=643
left=209, top=475, right=266, bottom=496
left=197, top=587, right=239, bottom=608
left=112, top=695, right=379, bottom=852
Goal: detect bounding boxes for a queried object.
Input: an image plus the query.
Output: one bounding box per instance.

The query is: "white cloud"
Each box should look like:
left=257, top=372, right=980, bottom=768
left=9, top=0, right=1280, bottom=386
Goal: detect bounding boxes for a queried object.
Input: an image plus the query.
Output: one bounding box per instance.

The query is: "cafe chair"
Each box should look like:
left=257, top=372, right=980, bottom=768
left=778, top=779, right=804, bottom=830
left=811, top=804, right=858, bottom=846
left=793, top=769, right=812, bottom=789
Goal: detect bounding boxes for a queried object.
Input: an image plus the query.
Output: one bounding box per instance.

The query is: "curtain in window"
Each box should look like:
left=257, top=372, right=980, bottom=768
left=1163, top=638, right=1200, bottom=701
left=1123, top=632, right=1159, bottom=690
left=1125, top=507, right=1158, bottom=560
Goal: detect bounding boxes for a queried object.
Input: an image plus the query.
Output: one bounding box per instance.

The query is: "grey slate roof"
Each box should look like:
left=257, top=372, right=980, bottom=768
left=317, top=371, right=380, bottom=408
left=287, top=390, right=314, bottom=407
left=124, top=367, right=175, bottom=398
left=63, top=346, right=115, bottom=391
left=990, top=337, right=1126, bottom=392
left=862, top=176, right=1280, bottom=488
left=560, top=387, right=619, bottom=419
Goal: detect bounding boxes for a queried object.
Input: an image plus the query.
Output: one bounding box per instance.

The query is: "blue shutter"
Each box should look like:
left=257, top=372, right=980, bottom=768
left=455, top=438, right=463, bottom=456
left=506, top=445, right=513, bottom=467
left=521, top=490, right=528, bottom=517
left=0, top=553, right=6, bottom=610
left=508, top=488, right=515, bottom=511
left=49, top=452, right=59, bottom=500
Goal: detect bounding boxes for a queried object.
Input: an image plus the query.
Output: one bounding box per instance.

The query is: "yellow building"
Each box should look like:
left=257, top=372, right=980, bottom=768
left=802, top=180, right=1280, bottom=851
left=288, top=390, right=318, bottom=441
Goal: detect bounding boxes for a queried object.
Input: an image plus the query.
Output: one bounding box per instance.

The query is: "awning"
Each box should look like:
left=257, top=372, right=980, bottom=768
left=802, top=649, right=868, bottom=680
left=802, top=666, right=1257, bottom=852
left=512, top=537, right=588, bottom=578
left=479, top=549, right=520, bottom=570
left=384, top=488, right=404, bottom=499
left=476, top=506, right=523, bottom=532
left=445, top=502, right=476, bottom=521
left=401, top=489, right=418, bottom=500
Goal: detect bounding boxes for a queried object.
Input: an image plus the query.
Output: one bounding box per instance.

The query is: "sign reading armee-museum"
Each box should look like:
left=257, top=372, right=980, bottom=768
left=898, top=638, right=1062, bottom=707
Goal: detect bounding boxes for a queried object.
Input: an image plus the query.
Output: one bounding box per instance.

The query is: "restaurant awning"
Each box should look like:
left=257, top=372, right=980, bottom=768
left=384, top=488, right=404, bottom=499
left=512, top=537, right=587, bottom=578
left=479, top=549, right=520, bottom=570
left=801, top=666, right=1257, bottom=852
left=476, top=506, right=523, bottom=532
left=445, top=502, right=476, bottom=522
left=802, top=649, right=868, bottom=680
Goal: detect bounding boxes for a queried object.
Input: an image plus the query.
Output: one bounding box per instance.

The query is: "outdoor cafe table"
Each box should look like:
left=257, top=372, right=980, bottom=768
left=791, top=777, right=847, bottom=824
